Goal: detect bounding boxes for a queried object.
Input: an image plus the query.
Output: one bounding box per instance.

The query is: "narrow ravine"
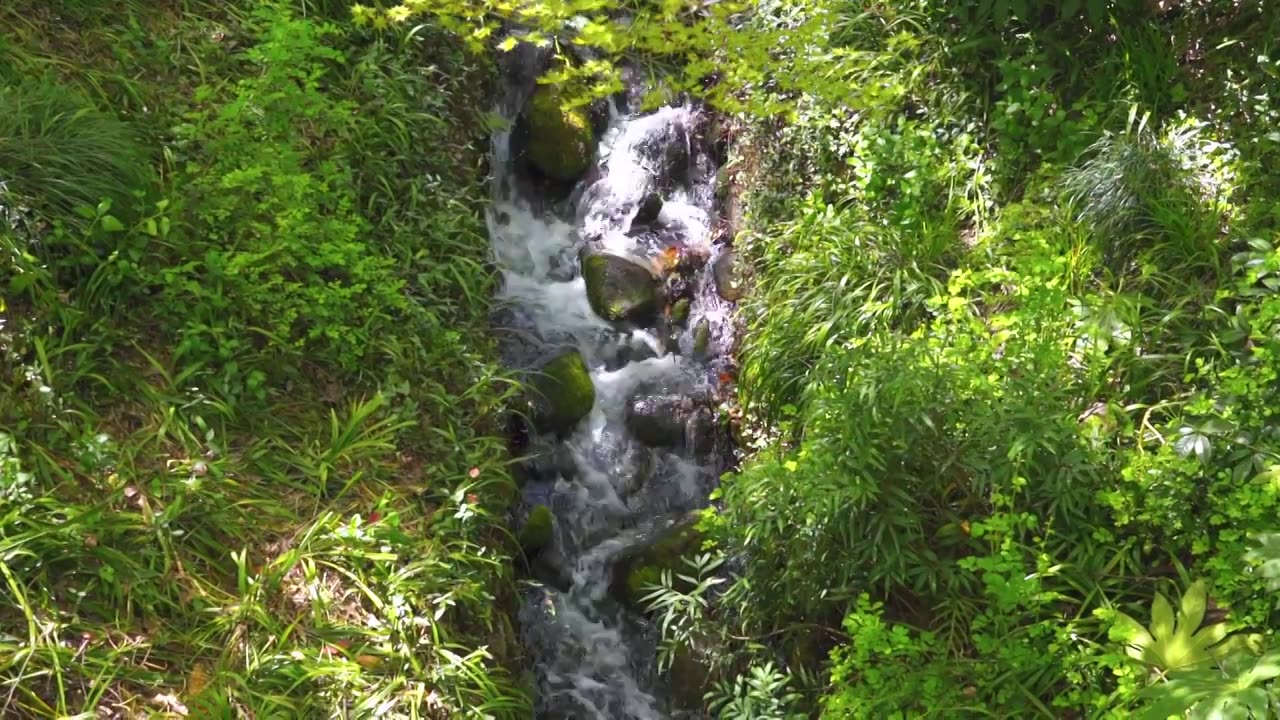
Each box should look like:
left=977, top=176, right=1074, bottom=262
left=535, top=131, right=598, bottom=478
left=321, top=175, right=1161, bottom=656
left=487, top=53, right=737, bottom=719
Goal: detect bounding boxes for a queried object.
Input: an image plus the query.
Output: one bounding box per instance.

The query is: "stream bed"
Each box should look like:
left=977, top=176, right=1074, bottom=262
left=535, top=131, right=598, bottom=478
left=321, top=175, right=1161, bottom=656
left=487, top=55, right=736, bottom=719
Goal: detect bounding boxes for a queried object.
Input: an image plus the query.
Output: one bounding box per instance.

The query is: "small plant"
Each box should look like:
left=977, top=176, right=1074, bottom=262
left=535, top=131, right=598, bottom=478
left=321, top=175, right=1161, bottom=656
left=1111, top=580, right=1256, bottom=675
left=707, top=662, right=806, bottom=720
left=642, top=552, right=725, bottom=673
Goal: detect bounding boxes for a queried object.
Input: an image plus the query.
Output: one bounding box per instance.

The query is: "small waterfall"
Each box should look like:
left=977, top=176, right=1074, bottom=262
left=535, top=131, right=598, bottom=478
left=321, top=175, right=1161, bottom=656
left=489, top=56, right=734, bottom=719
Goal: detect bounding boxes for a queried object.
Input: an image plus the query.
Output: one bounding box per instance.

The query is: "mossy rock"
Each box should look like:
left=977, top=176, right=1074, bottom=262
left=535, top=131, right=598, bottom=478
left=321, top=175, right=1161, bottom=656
left=692, top=317, right=711, bottom=357
left=616, top=522, right=703, bottom=608
left=670, top=298, right=691, bottom=325
left=529, top=350, right=595, bottom=434
left=669, top=645, right=713, bottom=711
left=581, top=250, right=660, bottom=323
left=518, top=504, right=554, bottom=554
left=525, top=87, right=594, bottom=182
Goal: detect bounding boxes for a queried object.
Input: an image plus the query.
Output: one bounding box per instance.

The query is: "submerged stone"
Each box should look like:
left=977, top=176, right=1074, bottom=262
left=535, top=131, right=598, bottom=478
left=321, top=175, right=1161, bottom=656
left=692, top=317, right=711, bottom=357
left=529, top=350, right=595, bottom=434
left=670, top=298, right=691, bottom=325
left=525, top=87, right=594, bottom=182
left=626, top=396, right=688, bottom=448
left=581, top=250, right=660, bottom=324
left=626, top=395, right=719, bottom=453
left=520, top=438, right=578, bottom=483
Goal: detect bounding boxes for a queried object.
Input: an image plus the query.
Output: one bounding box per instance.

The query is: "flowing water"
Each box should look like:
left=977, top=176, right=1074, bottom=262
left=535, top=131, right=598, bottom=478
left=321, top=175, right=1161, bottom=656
left=487, top=56, right=735, bottom=719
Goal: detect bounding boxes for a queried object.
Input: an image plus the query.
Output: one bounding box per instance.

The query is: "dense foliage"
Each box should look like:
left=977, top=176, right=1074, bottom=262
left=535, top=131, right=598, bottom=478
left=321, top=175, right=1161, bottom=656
left=0, top=1, right=526, bottom=716
left=667, top=1, right=1280, bottom=717
left=7, top=0, right=1280, bottom=717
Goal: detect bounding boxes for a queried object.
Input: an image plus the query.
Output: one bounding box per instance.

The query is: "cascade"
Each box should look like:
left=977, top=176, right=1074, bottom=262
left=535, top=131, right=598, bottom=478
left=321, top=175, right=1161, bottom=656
left=489, top=54, right=735, bottom=719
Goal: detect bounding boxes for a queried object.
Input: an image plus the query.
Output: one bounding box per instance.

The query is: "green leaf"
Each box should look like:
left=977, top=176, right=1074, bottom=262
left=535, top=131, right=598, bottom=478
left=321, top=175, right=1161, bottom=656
left=1180, top=580, right=1208, bottom=631
left=1086, top=0, right=1107, bottom=23
left=1151, top=591, right=1175, bottom=643
left=1245, top=533, right=1280, bottom=592
left=100, top=215, right=126, bottom=233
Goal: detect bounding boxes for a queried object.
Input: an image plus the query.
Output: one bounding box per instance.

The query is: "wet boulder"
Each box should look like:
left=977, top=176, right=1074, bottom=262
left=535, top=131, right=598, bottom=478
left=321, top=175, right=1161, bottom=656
left=525, top=87, right=594, bottom=182
left=614, top=520, right=704, bottom=609
left=528, top=350, right=595, bottom=434
left=599, top=331, right=659, bottom=372
left=631, top=192, right=664, bottom=231
left=625, top=395, right=718, bottom=453
left=644, top=118, right=691, bottom=190
left=581, top=249, right=660, bottom=324
left=712, top=249, right=743, bottom=302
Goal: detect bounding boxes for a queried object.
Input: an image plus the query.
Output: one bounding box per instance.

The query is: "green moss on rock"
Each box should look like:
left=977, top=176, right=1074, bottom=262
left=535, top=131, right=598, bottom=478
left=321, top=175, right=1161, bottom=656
left=525, top=88, right=594, bottom=182
left=670, top=297, right=691, bottom=324
left=518, top=504, right=554, bottom=554
left=530, top=350, right=595, bottom=434
left=617, top=522, right=703, bottom=608
left=692, top=317, right=711, bottom=357
left=582, top=251, right=660, bottom=323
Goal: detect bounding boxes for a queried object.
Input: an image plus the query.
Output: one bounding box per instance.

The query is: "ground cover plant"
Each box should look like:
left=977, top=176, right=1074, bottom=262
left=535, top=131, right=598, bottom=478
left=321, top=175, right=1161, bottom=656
left=0, top=1, right=527, bottom=716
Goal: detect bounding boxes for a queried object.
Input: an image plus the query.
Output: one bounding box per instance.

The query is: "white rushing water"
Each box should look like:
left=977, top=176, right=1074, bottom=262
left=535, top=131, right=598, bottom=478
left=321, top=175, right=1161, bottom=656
left=489, top=57, right=732, bottom=719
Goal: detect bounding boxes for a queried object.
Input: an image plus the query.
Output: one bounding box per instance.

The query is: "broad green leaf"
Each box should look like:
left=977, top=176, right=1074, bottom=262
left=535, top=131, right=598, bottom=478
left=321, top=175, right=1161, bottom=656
left=1181, top=581, right=1208, bottom=633
left=1151, top=591, right=1176, bottom=643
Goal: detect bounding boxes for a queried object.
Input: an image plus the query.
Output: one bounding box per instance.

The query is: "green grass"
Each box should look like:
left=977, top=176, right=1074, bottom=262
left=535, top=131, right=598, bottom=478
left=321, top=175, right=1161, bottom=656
left=0, top=1, right=528, bottom=717
left=0, top=79, right=148, bottom=223
left=676, top=1, right=1280, bottom=717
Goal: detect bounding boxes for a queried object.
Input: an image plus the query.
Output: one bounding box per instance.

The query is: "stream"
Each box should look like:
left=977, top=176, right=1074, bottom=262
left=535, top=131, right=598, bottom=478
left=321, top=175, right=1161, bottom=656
left=487, top=52, right=735, bottom=719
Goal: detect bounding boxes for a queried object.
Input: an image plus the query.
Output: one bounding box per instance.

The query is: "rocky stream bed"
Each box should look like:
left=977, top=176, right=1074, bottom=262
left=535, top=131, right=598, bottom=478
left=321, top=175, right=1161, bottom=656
left=487, top=49, right=739, bottom=719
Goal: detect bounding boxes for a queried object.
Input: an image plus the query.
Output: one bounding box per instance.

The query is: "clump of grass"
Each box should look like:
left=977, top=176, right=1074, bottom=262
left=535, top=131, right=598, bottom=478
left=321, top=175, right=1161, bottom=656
left=1061, top=130, right=1182, bottom=240
left=1061, top=127, right=1225, bottom=284
left=0, top=79, right=147, bottom=223
left=739, top=204, right=953, bottom=425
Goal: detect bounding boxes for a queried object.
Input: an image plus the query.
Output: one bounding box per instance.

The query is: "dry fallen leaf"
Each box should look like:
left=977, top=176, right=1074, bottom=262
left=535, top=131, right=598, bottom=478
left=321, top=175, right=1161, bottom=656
left=187, top=663, right=210, bottom=696
left=152, top=692, right=190, bottom=716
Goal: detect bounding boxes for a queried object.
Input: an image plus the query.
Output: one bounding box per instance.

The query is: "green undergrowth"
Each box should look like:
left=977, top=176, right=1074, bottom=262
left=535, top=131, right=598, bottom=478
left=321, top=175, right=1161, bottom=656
left=1, top=1, right=526, bottom=717
left=636, top=1, right=1280, bottom=717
